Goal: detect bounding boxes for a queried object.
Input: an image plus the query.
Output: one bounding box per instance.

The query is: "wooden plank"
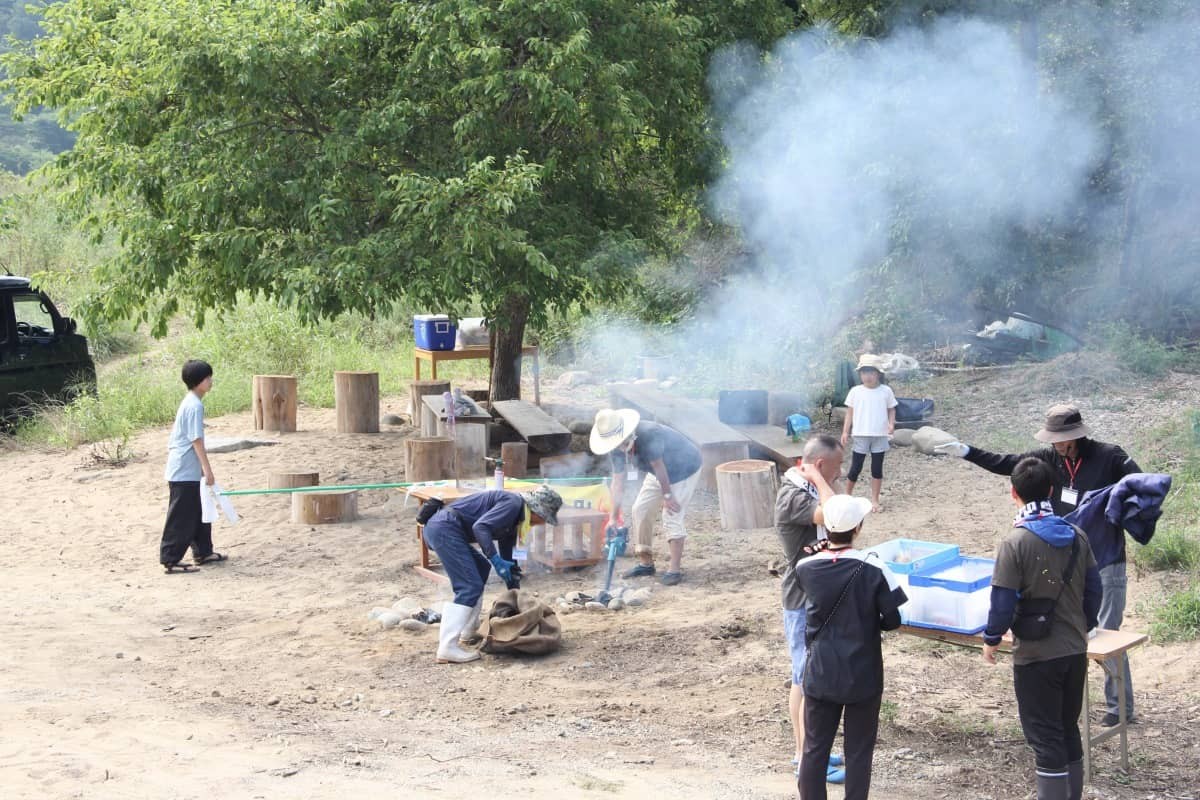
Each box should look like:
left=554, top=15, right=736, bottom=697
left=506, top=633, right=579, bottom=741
left=734, top=424, right=805, bottom=469
left=421, top=393, right=491, bottom=424
left=609, top=384, right=748, bottom=446
left=609, top=384, right=750, bottom=490
left=491, top=399, right=572, bottom=455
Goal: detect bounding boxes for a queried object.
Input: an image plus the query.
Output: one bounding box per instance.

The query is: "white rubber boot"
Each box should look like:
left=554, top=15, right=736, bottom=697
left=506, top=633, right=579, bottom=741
left=436, top=602, right=481, bottom=664
left=459, top=598, right=484, bottom=646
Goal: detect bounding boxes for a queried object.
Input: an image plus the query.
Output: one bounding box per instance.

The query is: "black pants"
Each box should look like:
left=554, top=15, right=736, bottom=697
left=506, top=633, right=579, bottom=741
left=1013, top=653, right=1087, bottom=773
left=799, top=693, right=881, bottom=800
left=847, top=451, right=885, bottom=482
left=160, top=481, right=213, bottom=565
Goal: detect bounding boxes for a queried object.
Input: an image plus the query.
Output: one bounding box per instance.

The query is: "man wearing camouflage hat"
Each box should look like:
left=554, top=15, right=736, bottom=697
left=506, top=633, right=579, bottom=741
left=937, top=403, right=1142, bottom=726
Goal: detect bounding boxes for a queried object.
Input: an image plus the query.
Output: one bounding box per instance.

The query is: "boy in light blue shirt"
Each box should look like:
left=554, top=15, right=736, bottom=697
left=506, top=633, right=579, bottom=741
left=160, top=360, right=225, bottom=573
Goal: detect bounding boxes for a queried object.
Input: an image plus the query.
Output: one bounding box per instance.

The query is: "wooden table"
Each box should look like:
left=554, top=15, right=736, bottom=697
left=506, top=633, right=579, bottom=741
left=413, top=345, right=541, bottom=405
left=407, top=484, right=475, bottom=584
left=899, top=625, right=1148, bottom=783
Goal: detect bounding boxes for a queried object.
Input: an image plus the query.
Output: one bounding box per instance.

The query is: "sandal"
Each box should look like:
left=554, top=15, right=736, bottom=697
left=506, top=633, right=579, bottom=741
left=163, top=562, right=198, bottom=574
left=193, top=552, right=227, bottom=565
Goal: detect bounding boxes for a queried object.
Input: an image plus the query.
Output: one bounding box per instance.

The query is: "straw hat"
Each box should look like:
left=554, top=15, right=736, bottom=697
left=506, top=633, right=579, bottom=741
left=1033, top=403, right=1092, bottom=443
left=856, top=353, right=886, bottom=373
left=589, top=408, right=641, bottom=455
left=822, top=495, right=874, bottom=534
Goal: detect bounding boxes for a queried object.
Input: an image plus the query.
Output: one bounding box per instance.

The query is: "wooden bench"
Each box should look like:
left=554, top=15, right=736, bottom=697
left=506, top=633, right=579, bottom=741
left=609, top=384, right=750, bottom=491
left=733, top=424, right=805, bottom=470
left=491, top=399, right=572, bottom=455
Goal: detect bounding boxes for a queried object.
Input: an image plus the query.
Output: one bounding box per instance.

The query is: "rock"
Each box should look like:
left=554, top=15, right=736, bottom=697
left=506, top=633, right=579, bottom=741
left=565, top=591, right=589, bottom=605
left=567, top=419, right=593, bottom=436
left=891, top=428, right=916, bottom=447
left=397, top=619, right=427, bottom=632
left=204, top=437, right=279, bottom=454
left=670, top=738, right=694, bottom=747
left=558, top=370, right=596, bottom=387
left=376, top=611, right=404, bottom=628
left=380, top=709, right=394, bottom=718
left=391, top=597, right=424, bottom=616
left=368, top=607, right=392, bottom=621
left=584, top=601, right=608, bottom=612
left=607, top=598, right=625, bottom=611
left=912, top=426, right=958, bottom=455
left=381, top=413, right=406, bottom=426
left=267, top=696, right=281, bottom=707
left=629, top=588, right=653, bottom=605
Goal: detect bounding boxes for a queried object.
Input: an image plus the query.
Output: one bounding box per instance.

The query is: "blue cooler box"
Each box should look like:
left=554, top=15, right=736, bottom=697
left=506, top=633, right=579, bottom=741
left=865, top=538, right=960, bottom=590
left=413, top=314, right=457, bottom=351
left=905, top=556, right=996, bottom=635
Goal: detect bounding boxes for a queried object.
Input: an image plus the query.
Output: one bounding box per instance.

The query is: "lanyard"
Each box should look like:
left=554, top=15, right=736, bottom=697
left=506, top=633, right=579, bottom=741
left=1063, top=457, right=1082, bottom=488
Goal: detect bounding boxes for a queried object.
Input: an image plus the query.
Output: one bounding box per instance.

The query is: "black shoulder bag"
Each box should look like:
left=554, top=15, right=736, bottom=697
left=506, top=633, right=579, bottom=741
left=1010, top=533, right=1081, bottom=641
left=415, top=496, right=445, bottom=525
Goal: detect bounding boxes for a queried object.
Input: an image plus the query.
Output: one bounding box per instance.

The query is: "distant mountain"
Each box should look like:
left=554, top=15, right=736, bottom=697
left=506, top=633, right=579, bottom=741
left=0, top=0, right=73, bottom=174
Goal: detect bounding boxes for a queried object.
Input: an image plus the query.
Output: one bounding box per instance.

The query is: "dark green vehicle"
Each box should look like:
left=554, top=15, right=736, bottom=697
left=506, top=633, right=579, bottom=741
left=1, top=276, right=96, bottom=420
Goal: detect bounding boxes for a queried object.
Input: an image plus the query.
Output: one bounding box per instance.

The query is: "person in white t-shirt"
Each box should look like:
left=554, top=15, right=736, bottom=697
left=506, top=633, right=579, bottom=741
left=840, top=355, right=898, bottom=512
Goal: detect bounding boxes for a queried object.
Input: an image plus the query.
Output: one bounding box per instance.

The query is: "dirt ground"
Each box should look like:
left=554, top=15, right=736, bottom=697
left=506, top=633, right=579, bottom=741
left=2, top=355, right=1199, bottom=800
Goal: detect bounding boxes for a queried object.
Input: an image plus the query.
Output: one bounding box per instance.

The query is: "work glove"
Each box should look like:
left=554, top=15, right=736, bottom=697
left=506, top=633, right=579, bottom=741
left=488, top=553, right=517, bottom=586
left=934, top=441, right=970, bottom=458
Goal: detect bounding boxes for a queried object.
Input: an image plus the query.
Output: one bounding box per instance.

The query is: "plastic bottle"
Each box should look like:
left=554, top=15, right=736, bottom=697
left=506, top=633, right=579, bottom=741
left=493, top=458, right=504, bottom=490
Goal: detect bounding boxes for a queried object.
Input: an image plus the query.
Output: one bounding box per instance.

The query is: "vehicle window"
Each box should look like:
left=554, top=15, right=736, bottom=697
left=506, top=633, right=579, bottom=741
left=13, top=294, right=55, bottom=340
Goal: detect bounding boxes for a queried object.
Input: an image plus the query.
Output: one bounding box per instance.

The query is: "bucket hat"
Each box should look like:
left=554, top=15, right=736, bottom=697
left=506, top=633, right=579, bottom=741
left=822, top=495, right=874, bottom=534
left=524, top=485, right=563, bottom=526
left=589, top=408, right=641, bottom=455
left=855, top=354, right=886, bottom=374
left=1034, top=403, right=1092, bottom=443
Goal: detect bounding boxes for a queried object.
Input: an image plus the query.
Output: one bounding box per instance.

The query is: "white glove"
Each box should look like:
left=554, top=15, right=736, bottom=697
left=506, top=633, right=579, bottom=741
left=934, top=442, right=969, bottom=458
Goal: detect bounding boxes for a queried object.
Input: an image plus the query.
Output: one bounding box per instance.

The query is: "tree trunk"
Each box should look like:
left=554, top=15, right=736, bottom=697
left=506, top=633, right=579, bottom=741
left=409, top=379, right=450, bottom=420
left=716, top=459, right=779, bottom=530
left=268, top=471, right=319, bottom=490
left=334, top=371, right=379, bottom=433
left=252, top=375, right=298, bottom=432
left=292, top=490, right=358, bottom=524
left=501, top=442, right=528, bottom=479
left=405, top=436, right=457, bottom=483
left=490, top=293, right=529, bottom=402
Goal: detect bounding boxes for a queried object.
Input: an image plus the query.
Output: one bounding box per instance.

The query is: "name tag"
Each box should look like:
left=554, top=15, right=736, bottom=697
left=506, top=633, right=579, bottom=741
left=627, top=467, right=639, bottom=481
left=1061, top=487, right=1079, bottom=506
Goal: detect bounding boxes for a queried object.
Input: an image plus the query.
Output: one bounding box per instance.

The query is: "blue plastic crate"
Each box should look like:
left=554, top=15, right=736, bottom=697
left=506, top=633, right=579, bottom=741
left=413, top=314, right=457, bottom=351
left=905, top=556, right=995, bottom=635
left=865, top=538, right=960, bottom=577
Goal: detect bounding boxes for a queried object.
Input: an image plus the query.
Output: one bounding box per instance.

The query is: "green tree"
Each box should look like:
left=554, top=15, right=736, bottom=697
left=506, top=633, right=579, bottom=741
left=3, top=0, right=795, bottom=398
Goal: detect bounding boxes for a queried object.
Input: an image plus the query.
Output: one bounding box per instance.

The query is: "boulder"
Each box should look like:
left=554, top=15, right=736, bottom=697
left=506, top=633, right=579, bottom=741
left=891, top=429, right=916, bottom=447
left=381, top=413, right=406, bottom=426
left=912, top=426, right=958, bottom=455
left=567, top=419, right=593, bottom=436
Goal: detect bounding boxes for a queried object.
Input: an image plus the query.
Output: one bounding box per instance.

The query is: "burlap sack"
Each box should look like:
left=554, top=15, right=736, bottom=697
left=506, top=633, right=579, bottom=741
left=479, top=589, right=562, bottom=656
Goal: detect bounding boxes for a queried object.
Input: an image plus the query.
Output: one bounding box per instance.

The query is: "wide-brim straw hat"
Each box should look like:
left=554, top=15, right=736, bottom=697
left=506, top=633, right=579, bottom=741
left=589, top=408, right=641, bottom=455
left=1034, top=403, right=1092, bottom=443
left=856, top=353, right=886, bottom=374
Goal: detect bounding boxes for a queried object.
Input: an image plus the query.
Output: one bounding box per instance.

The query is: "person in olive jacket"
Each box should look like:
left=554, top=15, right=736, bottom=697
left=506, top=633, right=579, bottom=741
left=936, top=403, right=1140, bottom=726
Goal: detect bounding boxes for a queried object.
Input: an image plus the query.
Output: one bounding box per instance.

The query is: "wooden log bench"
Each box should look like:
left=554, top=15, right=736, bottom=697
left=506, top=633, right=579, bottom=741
left=608, top=384, right=750, bottom=491
left=490, top=399, right=572, bottom=455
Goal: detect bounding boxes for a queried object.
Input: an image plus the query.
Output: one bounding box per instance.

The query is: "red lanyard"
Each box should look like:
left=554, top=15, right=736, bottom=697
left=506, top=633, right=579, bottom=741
left=1063, top=457, right=1082, bottom=488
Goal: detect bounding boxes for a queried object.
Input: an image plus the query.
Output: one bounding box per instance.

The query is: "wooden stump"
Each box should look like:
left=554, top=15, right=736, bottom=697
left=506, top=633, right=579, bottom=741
left=715, top=459, right=779, bottom=530
left=292, top=490, right=358, bottom=524
left=405, top=436, right=456, bottom=483
left=268, top=471, right=319, bottom=490
left=252, top=375, right=298, bottom=432
left=335, top=371, right=379, bottom=433
left=501, top=442, right=528, bottom=479
left=409, top=379, right=450, bottom=419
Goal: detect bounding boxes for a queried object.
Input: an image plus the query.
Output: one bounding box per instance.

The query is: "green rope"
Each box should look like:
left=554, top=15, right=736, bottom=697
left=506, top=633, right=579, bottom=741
left=219, top=476, right=608, bottom=497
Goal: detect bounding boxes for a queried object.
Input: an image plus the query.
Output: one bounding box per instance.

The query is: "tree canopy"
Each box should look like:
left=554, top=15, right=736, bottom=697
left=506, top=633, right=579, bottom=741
left=2, top=0, right=796, bottom=397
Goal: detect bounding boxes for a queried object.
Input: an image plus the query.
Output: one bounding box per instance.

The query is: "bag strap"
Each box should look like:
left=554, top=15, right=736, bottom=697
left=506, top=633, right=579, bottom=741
left=808, top=555, right=869, bottom=643
left=1050, top=532, right=1082, bottom=604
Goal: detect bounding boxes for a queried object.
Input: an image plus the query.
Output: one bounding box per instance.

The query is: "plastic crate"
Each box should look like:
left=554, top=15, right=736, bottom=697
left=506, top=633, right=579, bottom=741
left=865, top=539, right=960, bottom=589
left=413, top=314, right=457, bottom=351
left=905, top=556, right=995, bottom=635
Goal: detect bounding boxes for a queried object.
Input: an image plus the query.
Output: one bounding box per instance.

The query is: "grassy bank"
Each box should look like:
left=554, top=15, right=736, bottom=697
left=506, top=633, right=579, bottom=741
left=16, top=300, right=489, bottom=447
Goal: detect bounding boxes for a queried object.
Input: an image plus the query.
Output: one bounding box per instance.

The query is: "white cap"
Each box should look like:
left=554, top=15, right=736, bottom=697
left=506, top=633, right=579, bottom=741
left=822, top=495, right=874, bottom=534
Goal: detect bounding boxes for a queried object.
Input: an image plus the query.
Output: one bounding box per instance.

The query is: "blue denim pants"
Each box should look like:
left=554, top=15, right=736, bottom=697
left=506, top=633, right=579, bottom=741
left=422, top=513, right=492, bottom=607
left=1099, top=561, right=1133, bottom=717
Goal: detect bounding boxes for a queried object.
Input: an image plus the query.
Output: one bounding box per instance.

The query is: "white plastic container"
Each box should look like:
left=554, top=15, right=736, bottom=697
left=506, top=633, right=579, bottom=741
left=864, top=538, right=960, bottom=593
left=905, top=557, right=995, bottom=635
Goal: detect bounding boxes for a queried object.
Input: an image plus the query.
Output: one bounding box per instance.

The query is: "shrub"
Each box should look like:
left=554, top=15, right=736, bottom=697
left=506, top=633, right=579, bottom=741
left=1134, top=528, right=1200, bottom=572
left=1148, top=583, right=1200, bottom=642
left=1091, top=321, right=1178, bottom=377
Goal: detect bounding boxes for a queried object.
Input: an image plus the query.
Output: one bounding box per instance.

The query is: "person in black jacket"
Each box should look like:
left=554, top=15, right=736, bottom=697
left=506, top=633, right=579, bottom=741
left=936, top=403, right=1140, bottom=725
left=422, top=486, right=562, bottom=664
left=792, top=495, right=907, bottom=800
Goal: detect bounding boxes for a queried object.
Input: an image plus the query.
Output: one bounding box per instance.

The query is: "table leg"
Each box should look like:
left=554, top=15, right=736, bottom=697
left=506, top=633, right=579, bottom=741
left=414, top=355, right=421, bottom=381
left=1118, top=663, right=1129, bottom=771
left=1082, top=668, right=1092, bottom=785
left=430, top=355, right=438, bottom=380
left=533, top=349, right=541, bottom=406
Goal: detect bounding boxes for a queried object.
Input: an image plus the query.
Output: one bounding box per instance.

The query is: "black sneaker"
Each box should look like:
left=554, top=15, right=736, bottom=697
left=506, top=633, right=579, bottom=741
left=661, top=571, right=682, bottom=586
left=622, top=563, right=656, bottom=578
left=1099, top=713, right=1135, bottom=727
